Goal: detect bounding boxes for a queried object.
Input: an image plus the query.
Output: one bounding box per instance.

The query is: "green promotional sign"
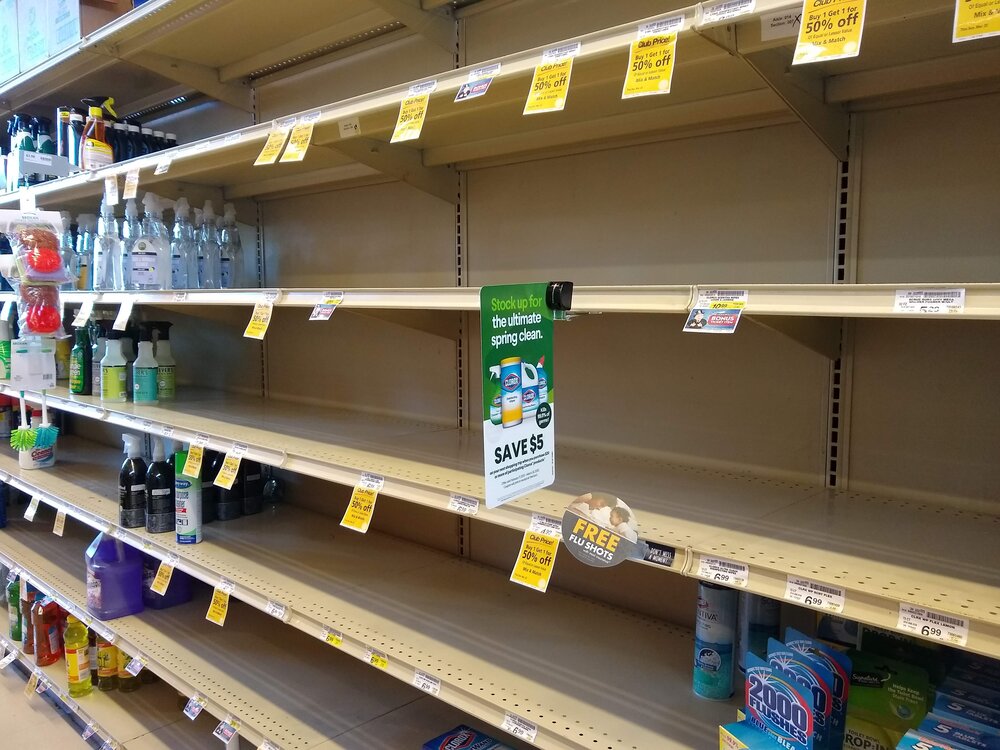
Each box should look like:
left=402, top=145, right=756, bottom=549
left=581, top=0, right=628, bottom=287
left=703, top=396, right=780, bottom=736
left=481, top=283, right=555, bottom=508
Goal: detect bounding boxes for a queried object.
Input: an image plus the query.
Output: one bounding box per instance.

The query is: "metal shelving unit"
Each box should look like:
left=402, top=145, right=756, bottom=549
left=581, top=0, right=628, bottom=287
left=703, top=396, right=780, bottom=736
left=0, top=509, right=727, bottom=749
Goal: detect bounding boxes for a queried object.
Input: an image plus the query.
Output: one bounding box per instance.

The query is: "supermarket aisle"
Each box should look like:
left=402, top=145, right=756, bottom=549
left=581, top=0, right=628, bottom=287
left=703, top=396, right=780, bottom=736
left=0, top=661, right=85, bottom=746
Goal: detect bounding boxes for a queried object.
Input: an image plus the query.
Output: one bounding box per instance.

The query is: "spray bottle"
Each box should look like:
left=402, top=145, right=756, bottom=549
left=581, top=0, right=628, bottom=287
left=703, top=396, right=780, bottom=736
left=119, top=434, right=147, bottom=528
left=74, top=213, right=94, bottom=291
left=92, top=198, right=122, bottom=291
left=175, top=445, right=202, bottom=545
left=145, top=437, right=174, bottom=534
left=153, top=321, right=175, bottom=400
left=0, top=318, right=10, bottom=381
left=170, top=197, right=195, bottom=289
left=133, top=323, right=158, bottom=404
left=221, top=202, right=242, bottom=288
left=78, top=99, right=114, bottom=171
left=121, top=198, right=139, bottom=284
left=90, top=318, right=107, bottom=396
left=69, top=324, right=91, bottom=395
left=59, top=212, right=76, bottom=290
left=197, top=201, right=221, bottom=289
left=100, top=329, right=128, bottom=402
left=488, top=366, right=502, bottom=425
left=130, top=193, right=170, bottom=290
left=536, top=355, right=549, bottom=406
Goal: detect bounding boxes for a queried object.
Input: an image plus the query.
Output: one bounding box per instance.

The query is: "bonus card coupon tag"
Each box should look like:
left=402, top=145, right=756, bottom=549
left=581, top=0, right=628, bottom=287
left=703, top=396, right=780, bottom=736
left=480, top=284, right=555, bottom=508
left=622, top=18, right=682, bottom=99
left=683, top=289, right=747, bottom=334
left=793, top=0, right=867, bottom=65
left=309, top=291, right=344, bottom=320
left=953, top=0, right=1000, bottom=42
left=455, top=63, right=501, bottom=102
left=150, top=555, right=177, bottom=596
left=213, top=443, right=247, bottom=490
left=523, top=43, right=580, bottom=115
left=562, top=493, right=641, bottom=567
left=340, top=473, right=384, bottom=533
left=510, top=531, right=559, bottom=592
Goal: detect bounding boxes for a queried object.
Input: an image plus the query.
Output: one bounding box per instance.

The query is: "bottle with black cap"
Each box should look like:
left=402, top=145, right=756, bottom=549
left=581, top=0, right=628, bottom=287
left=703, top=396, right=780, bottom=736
left=145, top=436, right=174, bottom=534
left=201, top=449, right=218, bottom=523
left=243, top=460, right=263, bottom=515
left=125, top=123, right=141, bottom=160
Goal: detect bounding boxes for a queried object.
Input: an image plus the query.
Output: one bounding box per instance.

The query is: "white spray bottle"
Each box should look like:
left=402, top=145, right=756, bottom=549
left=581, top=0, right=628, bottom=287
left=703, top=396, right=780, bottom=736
left=93, top=198, right=123, bottom=291
left=130, top=193, right=170, bottom=290
left=170, top=197, right=195, bottom=289
left=197, top=200, right=221, bottom=289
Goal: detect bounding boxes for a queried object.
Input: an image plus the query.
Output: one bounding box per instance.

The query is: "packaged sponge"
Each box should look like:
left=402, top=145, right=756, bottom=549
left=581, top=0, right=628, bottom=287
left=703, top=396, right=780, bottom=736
left=846, top=648, right=931, bottom=745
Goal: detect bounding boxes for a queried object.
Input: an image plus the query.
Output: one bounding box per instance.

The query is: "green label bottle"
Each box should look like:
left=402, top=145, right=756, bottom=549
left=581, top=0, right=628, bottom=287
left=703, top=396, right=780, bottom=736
left=134, top=366, right=158, bottom=403
left=101, top=365, right=127, bottom=402
left=157, top=365, right=176, bottom=399
left=0, top=340, right=10, bottom=380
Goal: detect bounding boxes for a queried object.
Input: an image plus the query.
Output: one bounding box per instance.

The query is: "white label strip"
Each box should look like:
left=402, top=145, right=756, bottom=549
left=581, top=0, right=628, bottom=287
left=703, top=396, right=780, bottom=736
left=529, top=512, right=562, bottom=538
left=501, top=712, right=538, bottom=742
left=72, top=298, right=95, bottom=327
left=265, top=601, right=288, bottom=621
left=639, top=15, right=684, bottom=37
left=543, top=41, right=582, bottom=61
left=784, top=575, right=845, bottom=613
left=893, top=288, right=966, bottom=314
left=761, top=9, right=801, bottom=41
left=412, top=669, right=441, bottom=696
left=696, top=556, right=749, bottom=587
left=113, top=298, right=134, bottom=331
left=447, top=493, right=480, bottom=515
left=897, top=603, right=969, bottom=647
left=338, top=117, right=361, bottom=139
left=701, top=0, right=755, bottom=24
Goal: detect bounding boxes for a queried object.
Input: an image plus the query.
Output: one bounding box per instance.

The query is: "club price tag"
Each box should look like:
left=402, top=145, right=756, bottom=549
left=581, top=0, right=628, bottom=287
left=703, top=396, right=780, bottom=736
left=213, top=718, right=239, bottom=743
left=125, top=655, right=145, bottom=676
left=150, top=555, right=177, bottom=595
left=265, top=601, right=288, bottom=621
left=279, top=111, right=321, bottom=163
left=340, top=473, right=384, bottom=533
left=684, top=289, right=748, bottom=334
left=784, top=576, right=845, bottom=613
left=953, top=0, right=1000, bottom=42
left=501, top=712, right=538, bottom=742
left=122, top=168, right=140, bottom=201
left=793, top=0, right=867, bottom=65
left=390, top=81, right=436, bottom=143
left=254, top=123, right=292, bottom=166
left=897, top=604, right=969, bottom=647
left=104, top=175, right=119, bottom=206
left=24, top=496, right=40, bottom=522
left=701, top=0, right=756, bottom=24
left=24, top=671, right=39, bottom=697
left=52, top=509, right=66, bottom=536
left=322, top=626, right=343, bottom=647
left=510, top=531, right=559, bottom=592
left=894, top=288, right=966, bottom=314
left=182, top=444, right=204, bottom=478
left=366, top=647, right=388, bottom=670
left=524, top=42, right=580, bottom=115
left=183, top=694, right=207, bottom=720
left=622, top=18, right=681, bottom=99
left=455, top=62, right=501, bottom=102
left=243, top=301, right=274, bottom=339
left=19, top=190, right=35, bottom=211
left=72, top=297, right=95, bottom=327
left=448, top=493, right=479, bottom=515
left=412, top=669, right=441, bottom=695
left=309, top=291, right=344, bottom=321
left=213, top=444, right=247, bottom=490
left=206, top=579, right=235, bottom=627
left=113, top=298, right=134, bottom=331
left=696, top=556, right=749, bottom=587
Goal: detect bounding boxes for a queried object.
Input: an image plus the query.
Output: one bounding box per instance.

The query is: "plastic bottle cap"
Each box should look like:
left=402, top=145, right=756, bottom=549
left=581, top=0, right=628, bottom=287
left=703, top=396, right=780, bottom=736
left=127, top=124, right=139, bottom=132
left=141, top=127, right=153, bottom=134
left=153, top=130, right=164, bottom=138
left=166, top=133, right=177, bottom=140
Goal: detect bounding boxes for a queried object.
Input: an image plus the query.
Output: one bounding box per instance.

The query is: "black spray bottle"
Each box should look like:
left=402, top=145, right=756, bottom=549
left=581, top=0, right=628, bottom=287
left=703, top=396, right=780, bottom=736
left=145, top=436, right=175, bottom=533
left=119, top=434, right=147, bottom=528
left=242, top=460, right=263, bottom=516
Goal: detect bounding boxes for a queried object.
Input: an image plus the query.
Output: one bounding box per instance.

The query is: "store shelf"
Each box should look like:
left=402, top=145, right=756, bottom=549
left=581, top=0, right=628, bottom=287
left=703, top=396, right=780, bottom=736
left=0, top=508, right=729, bottom=749
left=0, top=629, right=220, bottom=749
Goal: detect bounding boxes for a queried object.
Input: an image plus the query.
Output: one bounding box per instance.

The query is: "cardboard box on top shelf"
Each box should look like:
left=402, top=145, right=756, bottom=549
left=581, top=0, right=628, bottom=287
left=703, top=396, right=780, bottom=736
left=48, top=0, right=134, bottom=57
left=0, top=0, right=19, bottom=83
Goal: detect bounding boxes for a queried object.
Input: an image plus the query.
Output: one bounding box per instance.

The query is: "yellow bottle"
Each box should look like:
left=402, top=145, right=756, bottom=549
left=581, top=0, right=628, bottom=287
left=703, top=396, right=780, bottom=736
left=64, top=616, right=92, bottom=697
left=117, top=647, right=140, bottom=693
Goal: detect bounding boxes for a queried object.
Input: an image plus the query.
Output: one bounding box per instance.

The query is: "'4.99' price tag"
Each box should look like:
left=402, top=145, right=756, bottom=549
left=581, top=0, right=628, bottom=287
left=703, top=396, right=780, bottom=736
left=896, top=604, right=968, bottom=647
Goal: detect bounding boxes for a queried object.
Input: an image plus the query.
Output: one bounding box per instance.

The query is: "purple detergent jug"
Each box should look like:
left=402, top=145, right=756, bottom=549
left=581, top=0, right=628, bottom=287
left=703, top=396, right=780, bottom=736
left=85, top=532, right=144, bottom=620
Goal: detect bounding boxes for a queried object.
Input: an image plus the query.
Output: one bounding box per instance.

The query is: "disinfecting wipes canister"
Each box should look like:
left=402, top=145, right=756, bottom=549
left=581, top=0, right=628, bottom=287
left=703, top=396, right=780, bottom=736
left=694, top=581, right=737, bottom=700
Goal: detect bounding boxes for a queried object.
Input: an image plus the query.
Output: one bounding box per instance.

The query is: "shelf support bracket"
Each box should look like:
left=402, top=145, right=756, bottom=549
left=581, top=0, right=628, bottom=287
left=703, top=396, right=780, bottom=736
left=366, top=0, right=456, bottom=53
left=110, top=52, right=253, bottom=113
left=747, top=315, right=842, bottom=360
left=328, top=137, right=458, bottom=204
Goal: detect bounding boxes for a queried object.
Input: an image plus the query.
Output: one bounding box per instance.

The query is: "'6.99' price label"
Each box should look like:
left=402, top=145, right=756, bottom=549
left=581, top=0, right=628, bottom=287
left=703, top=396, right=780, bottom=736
left=784, top=576, right=845, bottom=613
left=897, top=604, right=968, bottom=647
left=696, top=556, right=748, bottom=587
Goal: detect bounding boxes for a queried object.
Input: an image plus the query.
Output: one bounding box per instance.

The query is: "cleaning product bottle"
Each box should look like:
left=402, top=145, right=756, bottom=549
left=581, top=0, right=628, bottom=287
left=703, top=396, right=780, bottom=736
left=111, top=121, right=128, bottom=162
left=142, top=553, right=192, bottom=608
left=520, top=361, right=539, bottom=415
left=6, top=576, right=20, bottom=640
left=125, top=122, right=141, bottom=160
left=59, top=212, right=77, bottom=290
left=536, top=355, right=549, bottom=406
left=56, top=337, right=71, bottom=381
left=221, top=202, right=242, bottom=288
left=31, top=596, right=62, bottom=667
left=96, top=636, right=118, bottom=691
left=145, top=437, right=174, bottom=533
left=197, top=201, right=221, bottom=289
left=74, top=213, right=94, bottom=291
left=133, top=323, right=158, bottom=404
left=70, top=325, right=92, bottom=395
left=101, top=329, right=128, bottom=402
left=79, top=99, right=114, bottom=171
left=93, top=197, right=122, bottom=291
left=170, top=197, right=194, bottom=289
left=121, top=197, right=139, bottom=282
left=175, top=446, right=202, bottom=545
left=243, top=460, right=263, bottom=515
left=0, top=318, right=10, bottom=380
left=211, top=451, right=243, bottom=520
left=153, top=321, right=175, bottom=400
left=90, top=318, right=107, bottom=396
left=123, top=319, right=138, bottom=398
left=20, top=587, right=36, bottom=654
left=488, top=366, right=502, bottom=425
left=67, top=110, right=85, bottom=168
left=117, top=647, right=140, bottom=693
left=120, top=434, right=147, bottom=528
left=85, top=531, right=144, bottom=620
left=130, top=193, right=170, bottom=290
left=63, top=615, right=92, bottom=697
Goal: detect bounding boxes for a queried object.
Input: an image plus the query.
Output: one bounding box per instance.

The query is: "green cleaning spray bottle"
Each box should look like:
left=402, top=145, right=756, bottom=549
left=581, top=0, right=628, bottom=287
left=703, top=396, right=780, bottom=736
left=133, top=323, right=158, bottom=404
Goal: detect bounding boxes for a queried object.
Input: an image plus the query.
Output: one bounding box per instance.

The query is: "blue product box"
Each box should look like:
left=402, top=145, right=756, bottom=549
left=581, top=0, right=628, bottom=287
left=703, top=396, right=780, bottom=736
left=720, top=721, right=789, bottom=749
left=939, top=682, right=1000, bottom=715
left=932, top=697, right=1000, bottom=735
left=423, top=726, right=514, bottom=750
left=919, top=716, right=1000, bottom=750
left=896, top=729, right=963, bottom=750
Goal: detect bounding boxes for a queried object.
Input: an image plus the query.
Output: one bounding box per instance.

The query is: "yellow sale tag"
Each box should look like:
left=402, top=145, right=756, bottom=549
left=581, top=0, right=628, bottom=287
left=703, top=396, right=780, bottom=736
left=278, top=122, right=315, bottom=163
left=323, top=627, right=343, bottom=647
left=244, top=302, right=273, bottom=339
left=254, top=129, right=290, bottom=166
left=122, top=168, right=140, bottom=201
left=52, top=510, right=66, bottom=537
left=390, top=95, right=430, bottom=143
left=622, top=34, right=677, bottom=99
left=953, top=0, right=1000, bottom=42
left=367, top=648, right=388, bottom=670
left=150, top=561, right=174, bottom=596
left=213, top=453, right=242, bottom=490
left=793, top=0, right=867, bottom=64
left=24, top=672, right=38, bottom=698
left=340, top=485, right=379, bottom=533
left=524, top=58, right=574, bottom=114
left=206, top=586, right=231, bottom=626
left=182, top=445, right=203, bottom=478
left=510, top=531, right=559, bottom=592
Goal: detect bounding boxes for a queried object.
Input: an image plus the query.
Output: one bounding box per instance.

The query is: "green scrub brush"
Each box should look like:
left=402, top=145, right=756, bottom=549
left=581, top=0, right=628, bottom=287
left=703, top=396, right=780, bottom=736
left=33, top=391, right=58, bottom=448
left=10, top=391, right=36, bottom=451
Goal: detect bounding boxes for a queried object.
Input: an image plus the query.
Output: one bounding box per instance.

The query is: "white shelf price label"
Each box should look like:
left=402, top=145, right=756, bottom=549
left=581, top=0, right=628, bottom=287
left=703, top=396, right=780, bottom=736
left=309, top=291, right=344, bottom=321
left=113, top=297, right=134, bottom=331
left=322, top=626, right=343, bottom=647
left=529, top=512, right=562, bottom=538
left=125, top=655, right=145, bottom=677
left=412, top=669, right=441, bottom=696
left=183, top=694, right=207, bottom=720
left=154, top=157, right=172, bottom=175
left=52, top=509, right=66, bottom=537
left=0, top=651, right=17, bottom=669
left=501, top=712, right=538, bottom=742
left=104, top=175, right=119, bottom=206
left=0, top=301, right=13, bottom=321
left=893, top=288, right=966, bottom=314
left=193, top=433, right=211, bottom=448
left=122, top=168, right=140, bottom=201
left=366, top=647, right=389, bottom=670
left=24, top=496, right=40, bottom=522
left=338, top=117, right=361, bottom=139
left=100, top=741, right=118, bottom=750
left=259, top=740, right=279, bottom=750
left=6, top=567, right=19, bottom=584
left=701, top=0, right=755, bottom=24
left=160, top=425, right=174, bottom=438
left=265, top=601, right=288, bottom=621
left=19, top=190, right=35, bottom=212
left=213, top=717, right=240, bottom=743
left=448, top=493, right=479, bottom=515
left=897, top=604, right=969, bottom=647
left=784, top=576, right=845, bottom=613
left=696, top=556, right=749, bottom=588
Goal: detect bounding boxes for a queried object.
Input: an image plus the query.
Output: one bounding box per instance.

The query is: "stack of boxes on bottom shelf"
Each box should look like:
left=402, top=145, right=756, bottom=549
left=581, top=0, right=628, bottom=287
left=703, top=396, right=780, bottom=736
left=720, top=609, right=1000, bottom=750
